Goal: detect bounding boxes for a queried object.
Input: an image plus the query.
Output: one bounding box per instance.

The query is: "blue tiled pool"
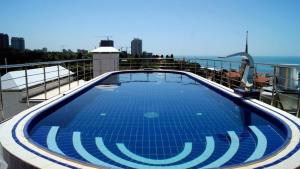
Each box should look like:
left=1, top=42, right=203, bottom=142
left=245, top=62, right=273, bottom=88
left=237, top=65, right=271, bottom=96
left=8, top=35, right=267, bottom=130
left=26, top=72, right=289, bottom=168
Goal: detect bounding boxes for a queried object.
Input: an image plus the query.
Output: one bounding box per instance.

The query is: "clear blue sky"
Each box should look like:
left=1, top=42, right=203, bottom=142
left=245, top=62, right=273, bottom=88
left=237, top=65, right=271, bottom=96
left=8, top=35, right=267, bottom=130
left=1, top=0, right=299, bottom=56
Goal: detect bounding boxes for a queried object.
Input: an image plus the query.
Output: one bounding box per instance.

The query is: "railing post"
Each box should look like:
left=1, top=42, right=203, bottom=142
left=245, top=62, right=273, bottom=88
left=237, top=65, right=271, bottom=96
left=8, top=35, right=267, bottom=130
left=180, top=60, right=183, bottom=70
left=24, top=66, right=30, bottom=108
left=129, top=59, right=132, bottom=70
left=220, top=61, right=223, bottom=84
left=271, top=66, right=276, bottom=106
left=90, top=60, right=92, bottom=80
left=206, top=60, right=208, bottom=78
left=213, top=60, right=216, bottom=82
left=77, top=61, right=79, bottom=86
left=297, top=89, right=300, bottom=117
left=228, top=62, right=232, bottom=88
left=43, top=66, right=47, bottom=99
left=184, top=57, right=187, bottom=70
left=146, top=58, right=149, bottom=68
left=57, top=65, right=61, bottom=94
left=0, top=71, right=4, bottom=120
left=68, top=63, right=71, bottom=90
left=194, top=60, right=197, bottom=74
left=83, top=61, right=86, bottom=80
left=253, top=64, right=257, bottom=89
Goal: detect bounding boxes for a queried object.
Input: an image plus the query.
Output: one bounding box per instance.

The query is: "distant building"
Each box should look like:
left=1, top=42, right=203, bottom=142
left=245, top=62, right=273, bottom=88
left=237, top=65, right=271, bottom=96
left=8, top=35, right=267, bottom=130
left=42, top=47, right=47, bottom=53
left=131, top=38, right=142, bottom=56
left=142, top=51, right=153, bottom=58
left=34, top=47, right=48, bottom=52
left=62, top=49, right=73, bottom=53
left=11, top=37, right=25, bottom=50
left=77, top=49, right=88, bottom=54
left=100, top=40, right=114, bottom=47
left=0, top=33, right=9, bottom=49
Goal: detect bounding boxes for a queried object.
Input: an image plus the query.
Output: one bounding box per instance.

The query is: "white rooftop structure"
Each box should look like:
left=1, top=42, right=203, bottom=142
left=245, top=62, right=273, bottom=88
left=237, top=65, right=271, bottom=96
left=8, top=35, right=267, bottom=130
left=1, top=66, right=73, bottom=90
left=91, top=47, right=120, bottom=53
left=91, top=46, right=120, bottom=78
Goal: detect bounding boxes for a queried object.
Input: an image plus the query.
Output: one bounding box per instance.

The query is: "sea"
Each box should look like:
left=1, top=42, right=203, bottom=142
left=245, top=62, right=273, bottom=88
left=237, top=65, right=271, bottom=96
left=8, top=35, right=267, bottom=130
left=176, top=56, right=300, bottom=74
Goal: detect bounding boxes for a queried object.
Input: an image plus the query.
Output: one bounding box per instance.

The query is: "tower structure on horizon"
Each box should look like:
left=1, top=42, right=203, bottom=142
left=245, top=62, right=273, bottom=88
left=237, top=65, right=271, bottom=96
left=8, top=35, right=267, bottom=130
left=0, top=33, right=9, bottom=49
left=11, top=37, right=25, bottom=50
left=131, top=38, right=142, bottom=56
left=100, top=39, right=114, bottom=47
left=245, top=31, right=248, bottom=54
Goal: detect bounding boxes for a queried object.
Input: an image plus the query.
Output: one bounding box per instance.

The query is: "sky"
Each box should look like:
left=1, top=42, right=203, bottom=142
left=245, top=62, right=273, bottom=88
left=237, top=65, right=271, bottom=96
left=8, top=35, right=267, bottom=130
left=1, top=0, right=300, bottom=56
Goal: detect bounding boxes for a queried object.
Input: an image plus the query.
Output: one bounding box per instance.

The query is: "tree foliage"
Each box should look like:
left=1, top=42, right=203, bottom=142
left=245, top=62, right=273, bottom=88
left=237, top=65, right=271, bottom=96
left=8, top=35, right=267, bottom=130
left=0, top=48, right=92, bottom=65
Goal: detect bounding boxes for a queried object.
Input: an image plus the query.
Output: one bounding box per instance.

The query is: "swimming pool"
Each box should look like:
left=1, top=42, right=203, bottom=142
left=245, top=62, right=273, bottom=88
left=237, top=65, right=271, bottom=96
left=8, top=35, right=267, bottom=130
left=1, top=70, right=300, bottom=169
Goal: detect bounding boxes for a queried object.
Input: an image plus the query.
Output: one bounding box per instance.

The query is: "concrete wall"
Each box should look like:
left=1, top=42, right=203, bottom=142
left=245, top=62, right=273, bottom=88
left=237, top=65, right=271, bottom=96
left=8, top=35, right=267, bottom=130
left=3, top=148, right=37, bottom=169
left=93, top=53, right=119, bottom=78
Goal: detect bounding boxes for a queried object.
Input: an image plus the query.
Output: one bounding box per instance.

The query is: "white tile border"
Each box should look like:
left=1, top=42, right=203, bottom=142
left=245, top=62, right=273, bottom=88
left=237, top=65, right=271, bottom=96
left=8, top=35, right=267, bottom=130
left=0, top=69, right=299, bottom=169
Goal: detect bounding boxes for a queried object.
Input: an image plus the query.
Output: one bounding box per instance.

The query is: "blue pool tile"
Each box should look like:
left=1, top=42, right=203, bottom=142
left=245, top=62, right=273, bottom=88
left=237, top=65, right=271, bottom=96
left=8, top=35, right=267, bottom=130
left=28, top=72, right=287, bottom=169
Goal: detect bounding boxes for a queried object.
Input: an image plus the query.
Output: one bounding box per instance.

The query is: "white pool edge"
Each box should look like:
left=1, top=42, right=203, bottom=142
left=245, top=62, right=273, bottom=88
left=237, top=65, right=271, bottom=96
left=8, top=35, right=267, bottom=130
left=0, top=70, right=299, bottom=169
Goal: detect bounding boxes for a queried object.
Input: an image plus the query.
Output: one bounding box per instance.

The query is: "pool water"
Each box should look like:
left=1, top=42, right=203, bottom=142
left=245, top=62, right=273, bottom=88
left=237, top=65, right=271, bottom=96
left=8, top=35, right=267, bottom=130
left=28, top=72, right=287, bottom=168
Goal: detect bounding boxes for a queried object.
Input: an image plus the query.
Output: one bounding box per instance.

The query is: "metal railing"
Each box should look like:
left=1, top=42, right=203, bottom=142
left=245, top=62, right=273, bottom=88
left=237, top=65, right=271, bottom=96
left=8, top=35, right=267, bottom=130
left=120, top=57, right=300, bottom=116
left=0, top=57, right=299, bottom=122
left=0, top=59, right=93, bottom=121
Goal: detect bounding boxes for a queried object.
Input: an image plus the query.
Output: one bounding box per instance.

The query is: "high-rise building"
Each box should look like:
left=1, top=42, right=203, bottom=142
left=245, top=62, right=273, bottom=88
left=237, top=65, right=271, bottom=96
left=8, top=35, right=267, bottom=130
left=42, top=47, right=47, bottom=53
left=100, top=40, right=114, bottom=47
left=11, top=37, right=25, bottom=50
left=0, top=33, right=9, bottom=49
left=131, top=38, right=142, bottom=56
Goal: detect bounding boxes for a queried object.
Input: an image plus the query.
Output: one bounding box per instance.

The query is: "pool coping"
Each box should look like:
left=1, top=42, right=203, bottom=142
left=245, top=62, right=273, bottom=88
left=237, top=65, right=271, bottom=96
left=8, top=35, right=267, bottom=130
left=0, top=70, right=299, bottom=169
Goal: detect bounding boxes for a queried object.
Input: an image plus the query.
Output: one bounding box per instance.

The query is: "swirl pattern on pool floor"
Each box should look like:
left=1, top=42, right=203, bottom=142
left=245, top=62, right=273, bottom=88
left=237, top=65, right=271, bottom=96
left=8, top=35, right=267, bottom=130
left=44, top=125, right=272, bottom=168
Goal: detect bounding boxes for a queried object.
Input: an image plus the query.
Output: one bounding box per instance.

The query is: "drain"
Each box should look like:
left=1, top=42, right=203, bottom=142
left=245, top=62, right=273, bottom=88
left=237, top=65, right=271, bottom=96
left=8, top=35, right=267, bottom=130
left=144, top=112, right=159, bottom=119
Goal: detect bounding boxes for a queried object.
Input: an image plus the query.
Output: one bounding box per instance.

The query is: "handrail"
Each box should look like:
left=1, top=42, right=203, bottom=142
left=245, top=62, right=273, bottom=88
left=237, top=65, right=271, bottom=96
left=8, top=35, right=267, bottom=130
left=1, top=58, right=299, bottom=69
left=0, top=59, right=92, bottom=69
left=0, top=57, right=299, bottom=121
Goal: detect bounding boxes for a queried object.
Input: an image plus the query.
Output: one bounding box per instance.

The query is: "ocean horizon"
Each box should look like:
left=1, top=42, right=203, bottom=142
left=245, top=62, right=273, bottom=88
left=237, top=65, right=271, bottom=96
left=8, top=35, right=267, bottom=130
left=175, top=55, right=300, bottom=73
